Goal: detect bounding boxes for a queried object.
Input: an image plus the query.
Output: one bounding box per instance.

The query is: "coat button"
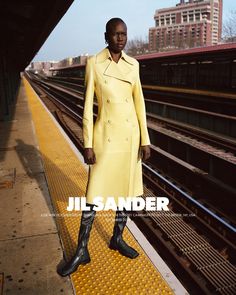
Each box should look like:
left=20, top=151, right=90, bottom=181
left=104, top=80, right=108, bottom=84
left=108, top=138, right=111, bottom=142
left=125, top=98, right=129, bottom=103
left=108, top=120, right=111, bottom=124
left=126, top=138, right=129, bottom=141
left=126, top=119, right=129, bottom=122
left=107, top=99, right=110, bottom=103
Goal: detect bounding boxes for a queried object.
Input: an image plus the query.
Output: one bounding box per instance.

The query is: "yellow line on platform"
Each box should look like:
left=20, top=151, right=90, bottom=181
left=23, top=77, right=174, bottom=295
left=142, top=84, right=236, bottom=100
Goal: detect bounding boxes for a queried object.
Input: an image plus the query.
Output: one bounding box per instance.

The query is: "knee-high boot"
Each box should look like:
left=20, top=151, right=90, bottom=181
left=57, top=207, right=96, bottom=276
left=109, top=210, right=139, bottom=259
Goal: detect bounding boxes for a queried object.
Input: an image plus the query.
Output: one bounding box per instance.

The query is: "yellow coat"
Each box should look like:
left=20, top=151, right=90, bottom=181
left=83, top=48, right=150, bottom=205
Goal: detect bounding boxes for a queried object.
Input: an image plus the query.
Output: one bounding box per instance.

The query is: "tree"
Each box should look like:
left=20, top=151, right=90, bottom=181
left=223, top=10, right=236, bottom=42
left=125, top=37, right=149, bottom=56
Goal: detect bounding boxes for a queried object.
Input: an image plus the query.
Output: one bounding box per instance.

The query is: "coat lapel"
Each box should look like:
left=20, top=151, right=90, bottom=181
left=104, top=61, right=133, bottom=84
left=96, top=48, right=135, bottom=84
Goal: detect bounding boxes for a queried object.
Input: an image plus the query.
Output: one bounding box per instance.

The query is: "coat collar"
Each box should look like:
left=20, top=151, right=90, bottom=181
left=95, top=47, right=134, bottom=65
left=95, top=48, right=135, bottom=84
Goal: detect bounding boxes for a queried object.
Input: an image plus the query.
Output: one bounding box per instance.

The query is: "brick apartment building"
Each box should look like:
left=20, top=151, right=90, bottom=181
left=149, top=0, right=223, bottom=51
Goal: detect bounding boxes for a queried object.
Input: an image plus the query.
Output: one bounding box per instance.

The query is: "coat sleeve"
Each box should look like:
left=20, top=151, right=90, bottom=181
left=132, top=61, right=151, bottom=146
left=83, top=57, right=95, bottom=148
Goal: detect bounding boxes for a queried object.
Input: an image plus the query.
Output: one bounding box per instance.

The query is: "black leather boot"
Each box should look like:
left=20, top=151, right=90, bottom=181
left=109, top=210, right=139, bottom=259
left=57, top=207, right=96, bottom=276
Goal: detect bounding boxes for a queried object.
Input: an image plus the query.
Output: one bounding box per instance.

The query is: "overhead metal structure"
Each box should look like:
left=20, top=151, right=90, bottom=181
left=0, top=0, right=74, bottom=120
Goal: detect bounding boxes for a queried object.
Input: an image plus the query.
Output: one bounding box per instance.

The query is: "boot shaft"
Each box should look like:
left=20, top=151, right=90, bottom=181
left=113, top=210, right=127, bottom=239
left=77, top=207, right=96, bottom=250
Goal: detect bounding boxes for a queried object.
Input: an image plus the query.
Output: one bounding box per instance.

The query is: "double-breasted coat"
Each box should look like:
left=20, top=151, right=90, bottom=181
left=83, top=48, right=150, bottom=205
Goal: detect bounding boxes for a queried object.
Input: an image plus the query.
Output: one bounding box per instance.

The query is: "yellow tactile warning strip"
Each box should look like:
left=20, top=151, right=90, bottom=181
left=23, top=77, right=174, bottom=295
left=142, top=84, right=236, bottom=100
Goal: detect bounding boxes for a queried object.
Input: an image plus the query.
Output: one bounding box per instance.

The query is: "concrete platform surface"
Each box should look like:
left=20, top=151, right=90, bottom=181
left=0, top=81, right=74, bottom=295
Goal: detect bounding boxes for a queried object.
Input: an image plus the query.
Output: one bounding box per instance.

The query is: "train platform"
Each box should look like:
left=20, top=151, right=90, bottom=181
left=0, top=77, right=188, bottom=295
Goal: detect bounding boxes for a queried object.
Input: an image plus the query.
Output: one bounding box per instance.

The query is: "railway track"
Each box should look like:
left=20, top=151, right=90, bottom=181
left=142, top=85, right=236, bottom=117
left=25, top=72, right=236, bottom=295
left=26, top=73, right=236, bottom=213
left=139, top=170, right=236, bottom=295
left=46, top=75, right=236, bottom=114
left=46, top=74, right=236, bottom=141
left=27, top=73, right=236, bottom=223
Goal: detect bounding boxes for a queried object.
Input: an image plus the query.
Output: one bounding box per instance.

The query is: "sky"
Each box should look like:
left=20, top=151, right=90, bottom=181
left=33, top=0, right=236, bottom=62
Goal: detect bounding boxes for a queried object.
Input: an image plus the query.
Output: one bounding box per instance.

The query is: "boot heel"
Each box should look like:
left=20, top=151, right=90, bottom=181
left=81, top=258, right=91, bottom=265
left=109, top=243, right=117, bottom=250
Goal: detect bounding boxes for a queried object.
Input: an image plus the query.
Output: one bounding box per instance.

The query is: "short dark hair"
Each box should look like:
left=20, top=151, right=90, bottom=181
left=105, top=18, right=126, bottom=33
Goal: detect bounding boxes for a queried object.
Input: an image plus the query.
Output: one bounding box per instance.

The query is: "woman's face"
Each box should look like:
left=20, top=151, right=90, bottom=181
left=106, top=22, right=127, bottom=53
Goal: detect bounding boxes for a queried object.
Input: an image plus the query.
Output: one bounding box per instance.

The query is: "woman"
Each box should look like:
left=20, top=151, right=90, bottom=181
left=58, top=17, right=150, bottom=277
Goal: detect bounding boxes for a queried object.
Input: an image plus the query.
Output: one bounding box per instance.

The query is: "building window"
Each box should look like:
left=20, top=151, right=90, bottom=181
left=183, top=15, right=187, bottom=22
left=195, top=13, right=200, bottom=21
left=189, top=14, right=194, bottom=22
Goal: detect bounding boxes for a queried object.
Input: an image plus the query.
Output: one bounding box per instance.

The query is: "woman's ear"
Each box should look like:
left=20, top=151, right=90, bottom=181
left=104, top=32, right=108, bottom=44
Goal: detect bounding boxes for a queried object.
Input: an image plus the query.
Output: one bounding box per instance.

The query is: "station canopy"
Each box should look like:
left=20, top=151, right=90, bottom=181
left=0, top=0, right=74, bottom=70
